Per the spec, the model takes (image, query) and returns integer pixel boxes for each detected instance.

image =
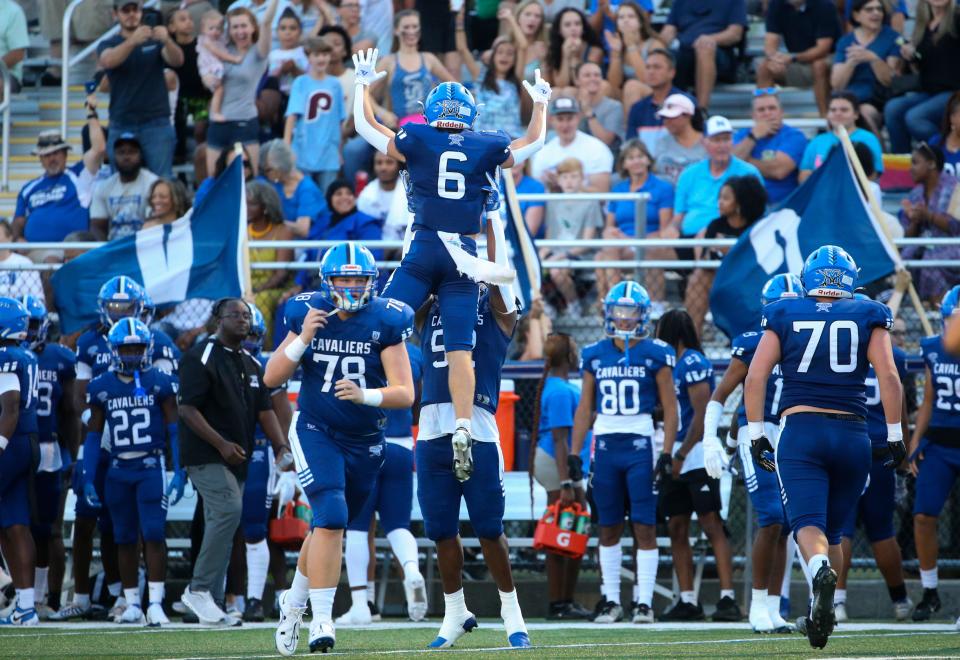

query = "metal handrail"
[0,61,12,192]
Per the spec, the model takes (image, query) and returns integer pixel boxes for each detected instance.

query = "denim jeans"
[884,91,953,154]
[107,116,176,178]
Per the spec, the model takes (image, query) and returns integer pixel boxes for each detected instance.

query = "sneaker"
[171,601,188,615]
[146,603,170,627]
[427,610,478,648]
[750,601,775,633]
[508,631,531,647]
[368,601,382,622]
[451,427,474,482]
[275,590,307,657]
[181,587,227,625]
[225,603,243,619]
[660,600,705,622]
[912,588,941,621]
[35,603,57,621]
[0,606,39,626]
[632,603,654,624]
[335,603,372,626]
[567,601,592,619]
[713,596,742,622]
[309,619,336,653]
[591,598,623,623]
[893,597,913,621]
[109,596,128,623]
[243,598,265,623]
[119,604,145,624]
[834,601,848,623]
[404,572,428,622]
[806,562,838,649]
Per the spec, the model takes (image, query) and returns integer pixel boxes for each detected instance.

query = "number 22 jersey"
[86,368,177,455]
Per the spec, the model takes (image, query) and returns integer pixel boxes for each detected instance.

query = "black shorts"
[674,45,738,89]
[658,468,721,518]
[416,5,456,54]
[207,118,260,150]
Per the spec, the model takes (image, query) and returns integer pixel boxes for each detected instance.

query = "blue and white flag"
[709,144,899,340]
[53,157,246,334]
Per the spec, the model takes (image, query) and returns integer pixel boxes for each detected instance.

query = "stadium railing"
[0,61,11,192]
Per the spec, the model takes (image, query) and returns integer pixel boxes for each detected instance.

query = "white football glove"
[703,435,726,479]
[522,68,552,105]
[273,470,298,512]
[352,48,386,87]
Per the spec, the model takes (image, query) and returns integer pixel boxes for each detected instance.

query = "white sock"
[498,589,527,636]
[680,590,697,605]
[344,530,370,592]
[123,587,139,608]
[309,587,336,624]
[767,594,787,626]
[34,567,48,603]
[366,581,376,603]
[635,549,658,607]
[108,582,122,598]
[455,418,472,434]
[350,588,367,609]
[721,589,735,600]
[443,589,468,619]
[387,529,420,577]
[807,553,829,577]
[148,581,164,606]
[751,588,768,610]
[245,540,269,600]
[598,544,622,604]
[16,588,35,611]
[834,588,846,604]
[920,568,938,589]
[784,535,798,597]
[75,593,91,609]
[289,569,310,608]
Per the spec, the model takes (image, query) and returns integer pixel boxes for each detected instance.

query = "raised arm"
[352,48,406,161]
[257,0,281,58]
[504,69,552,168]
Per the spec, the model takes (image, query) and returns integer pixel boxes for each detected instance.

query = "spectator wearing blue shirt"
[799,90,885,183]
[284,36,346,196]
[658,0,747,110]
[756,0,840,117]
[732,90,808,205]
[597,140,673,300]
[530,333,590,621]
[830,0,901,136]
[929,92,960,178]
[259,139,327,238]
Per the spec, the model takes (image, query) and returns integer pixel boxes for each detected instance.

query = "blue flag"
[501,175,542,313]
[709,144,899,340]
[53,157,245,334]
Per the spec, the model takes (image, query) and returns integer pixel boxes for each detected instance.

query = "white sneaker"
[834,601,848,623]
[35,603,56,621]
[750,602,775,633]
[335,603,372,626]
[309,619,336,653]
[0,606,39,626]
[404,572,428,622]
[893,597,913,621]
[181,587,227,624]
[146,603,170,627]
[171,601,188,615]
[632,603,654,624]
[451,428,474,482]
[275,590,306,657]
[120,604,146,625]
[110,597,128,623]
[48,601,91,621]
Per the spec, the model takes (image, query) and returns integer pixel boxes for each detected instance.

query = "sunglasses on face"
[753,86,779,97]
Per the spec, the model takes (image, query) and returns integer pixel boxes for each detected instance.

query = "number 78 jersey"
[920,335,960,429]
[762,297,893,418]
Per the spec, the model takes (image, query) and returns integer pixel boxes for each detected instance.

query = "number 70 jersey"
[761,297,893,418]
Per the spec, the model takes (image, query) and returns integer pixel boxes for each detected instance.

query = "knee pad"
[308,488,349,530]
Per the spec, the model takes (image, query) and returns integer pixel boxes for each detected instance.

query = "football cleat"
[632,603,654,624]
[713,596,742,622]
[275,590,307,657]
[508,631,531,648]
[428,611,478,648]
[912,588,940,621]
[591,598,623,624]
[806,562,837,649]
[750,600,775,633]
[146,603,170,627]
[451,427,474,482]
[893,597,913,621]
[48,601,91,621]
[243,598,265,623]
[120,604,145,625]
[335,602,372,626]
[833,601,848,623]
[404,572,428,622]
[368,600,382,622]
[0,606,38,626]
[308,619,336,653]
[660,600,705,622]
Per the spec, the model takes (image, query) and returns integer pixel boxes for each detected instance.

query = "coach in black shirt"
[177,298,289,625]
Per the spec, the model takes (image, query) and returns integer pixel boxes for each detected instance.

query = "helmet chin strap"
[133,369,145,398]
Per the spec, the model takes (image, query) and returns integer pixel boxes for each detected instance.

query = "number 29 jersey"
[86,368,177,455]
[761,297,893,418]
[284,293,414,437]
[581,337,675,438]
[0,345,39,436]
[920,335,960,429]
[395,123,511,235]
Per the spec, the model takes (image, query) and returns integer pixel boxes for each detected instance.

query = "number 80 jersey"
[920,335,960,429]
[762,297,893,418]
[581,337,675,438]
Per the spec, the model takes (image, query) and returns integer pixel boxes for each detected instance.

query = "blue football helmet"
[801,245,858,299]
[107,317,154,374]
[320,241,379,312]
[0,297,29,342]
[941,285,960,327]
[423,82,478,130]
[98,276,145,327]
[760,274,804,306]
[18,294,48,347]
[243,303,266,354]
[604,281,651,339]
[140,291,156,325]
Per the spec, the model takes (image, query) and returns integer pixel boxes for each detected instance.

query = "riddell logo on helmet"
[340,264,362,272]
[434,120,466,129]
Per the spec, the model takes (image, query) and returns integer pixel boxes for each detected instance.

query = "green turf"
[2,624,959,659]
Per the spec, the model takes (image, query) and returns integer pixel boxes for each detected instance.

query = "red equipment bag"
[533,501,590,559]
[269,500,311,550]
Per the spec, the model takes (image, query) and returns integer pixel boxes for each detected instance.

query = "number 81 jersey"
[920,335,960,429]
[284,292,414,437]
[581,337,675,438]
[86,369,177,454]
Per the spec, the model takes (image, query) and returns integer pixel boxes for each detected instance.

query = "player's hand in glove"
[83,482,101,509]
[885,439,907,469]
[522,68,552,105]
[274,471,298,511]
[483,169,502,212]
[703,435,726,479]
[751,435,776,472]
[352,48,387,87]
[567,454,584,482]
[166,470,187,506]
[654,452,672,486]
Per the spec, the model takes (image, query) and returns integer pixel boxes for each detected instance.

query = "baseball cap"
[550,96,581,116]
[705,115,734,137]
[114,132,142,151]
[655,94,695,119]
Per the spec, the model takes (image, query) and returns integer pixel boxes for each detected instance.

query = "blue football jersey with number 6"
[762,297,893,418]
[284,292,414,436]
[920,335,960,429]
[580,337,675,438]
[395,123,511,235]
[86,369,177,455]
[0,345,39,435]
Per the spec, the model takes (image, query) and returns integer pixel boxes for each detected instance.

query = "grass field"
[1,621,958,659]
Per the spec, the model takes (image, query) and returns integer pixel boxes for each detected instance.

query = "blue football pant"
[913,440,960,517]
[590,433,656,527]
[104,458,167,545]
[241,441,273,542]
[348,442,414,533]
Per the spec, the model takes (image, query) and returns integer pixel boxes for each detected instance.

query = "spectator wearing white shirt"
[531,96,614,192]
[0,221,44,301]
[90,133,159,240]
[0,0,28,94]
[356,152,407,241]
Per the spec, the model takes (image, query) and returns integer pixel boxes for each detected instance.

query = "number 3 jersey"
[920,335,960,430]
[284,293,415,437]
[0,345,39,436]
[35,343,77,444]
[85,368,177,455]
[762,297,893,418]
[580,337,676,438]
[395,123,511,235]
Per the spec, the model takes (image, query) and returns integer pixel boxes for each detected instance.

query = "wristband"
[725,433,738,449]
[87,113,98,120]
[747,421,765,440]
[560,479,574,490]
[284,336,308,362]
[0,435,7,450]
[361,388,384,407]
[887,422,903,443]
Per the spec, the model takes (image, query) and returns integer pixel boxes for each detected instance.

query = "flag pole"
[836,127,934,336]
[502,168,541,302]
[234,142,255,303]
